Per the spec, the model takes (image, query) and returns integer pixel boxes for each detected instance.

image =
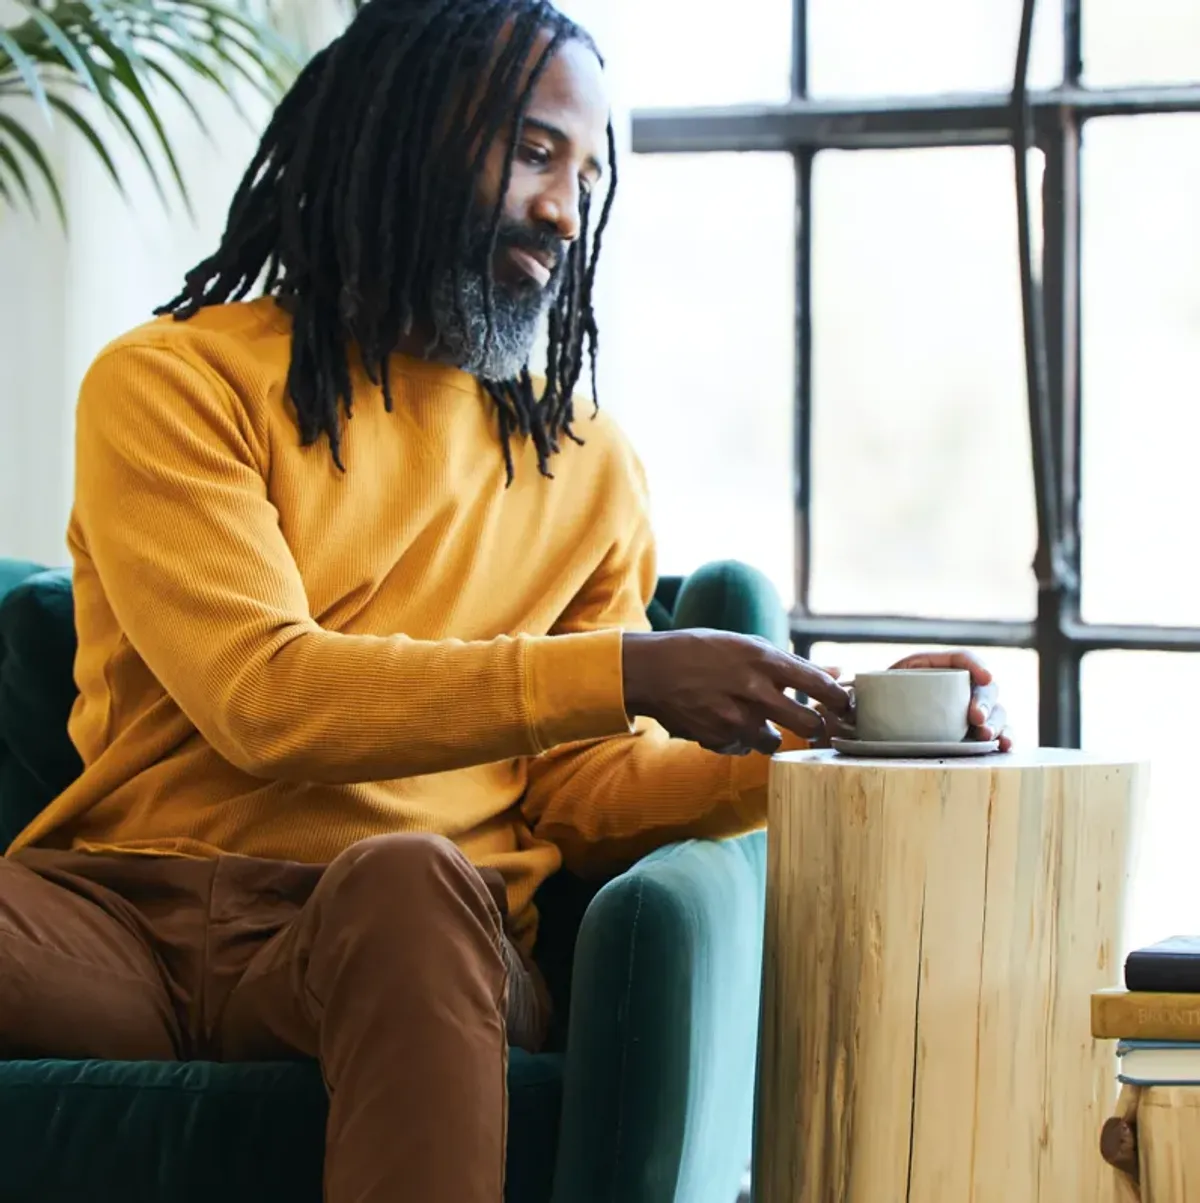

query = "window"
[810,147,1038,620]
[1081,115,1200,626]
[807,0,1063,95]
[1083,652,1200,949]
[617,0,1200,965]
[601,153,796,601]
[618,0,792,109]
[1084,0,1200,88]
[625,0,1200,750]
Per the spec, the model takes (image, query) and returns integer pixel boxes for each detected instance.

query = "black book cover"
[1125,936,1200,993]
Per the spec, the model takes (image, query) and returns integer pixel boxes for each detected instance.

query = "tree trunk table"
[756,748,1146,1203]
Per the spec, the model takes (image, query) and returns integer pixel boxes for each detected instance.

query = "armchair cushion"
[0,569,81,847]
[552,831,766,1203]
[0,1050,563,1203]
[671,560,789,651]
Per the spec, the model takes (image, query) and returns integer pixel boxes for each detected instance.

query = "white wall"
[0,115,70,564]
[0,88,268,563]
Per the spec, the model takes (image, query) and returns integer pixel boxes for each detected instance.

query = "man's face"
[432,34,610,381]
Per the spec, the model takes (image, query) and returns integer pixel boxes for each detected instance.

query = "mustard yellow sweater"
[11,298,776,945]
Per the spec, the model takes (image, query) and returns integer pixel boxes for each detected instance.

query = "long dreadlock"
[156,0,618,482]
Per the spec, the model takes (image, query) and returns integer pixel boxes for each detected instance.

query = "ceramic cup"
[852,669,971,743]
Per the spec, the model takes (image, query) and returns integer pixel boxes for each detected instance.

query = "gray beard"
[429,265,559,382]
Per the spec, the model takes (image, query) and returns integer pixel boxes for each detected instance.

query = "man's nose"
[529,179,581,243]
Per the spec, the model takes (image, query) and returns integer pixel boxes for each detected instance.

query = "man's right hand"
[621,629,853,756]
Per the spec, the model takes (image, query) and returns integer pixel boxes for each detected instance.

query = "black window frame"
[629,0,1200,748]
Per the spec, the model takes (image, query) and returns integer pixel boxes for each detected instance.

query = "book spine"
[1125,952,1200,993]
[1093,993,1200,1040]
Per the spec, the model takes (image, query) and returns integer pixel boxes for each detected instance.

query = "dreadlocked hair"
[156,0,618,483]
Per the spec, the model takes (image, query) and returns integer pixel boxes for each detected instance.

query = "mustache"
[493,221,567,277]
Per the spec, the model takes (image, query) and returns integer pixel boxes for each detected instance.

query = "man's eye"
[519,144,550,166]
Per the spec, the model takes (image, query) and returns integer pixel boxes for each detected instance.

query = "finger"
[755,693,828,741]
[750,722,784,756]
[970,680,1000,727]
[998,726,1014,752]
[971,702,1007,743]
[821,666,843,681]
[705,741,753,756]
[814,703,856,739]
[704,722,782,758]
[767,653,852,714]
[891,649,994,687]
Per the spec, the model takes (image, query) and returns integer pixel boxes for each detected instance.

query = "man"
[0,1,1011,1200]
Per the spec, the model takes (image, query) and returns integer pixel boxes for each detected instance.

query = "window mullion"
[792,0,807,97]
[791,0,814,646]
[792,151,814,637]
[1066,0,1083,85]
[1033,0,1086,747]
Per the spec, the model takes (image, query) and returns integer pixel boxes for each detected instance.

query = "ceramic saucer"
[830,737,1001,759]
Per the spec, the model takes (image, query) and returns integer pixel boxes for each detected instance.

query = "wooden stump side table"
[756,748,1147,1203]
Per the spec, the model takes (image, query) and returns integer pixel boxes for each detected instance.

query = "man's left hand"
[886,650,1013,751]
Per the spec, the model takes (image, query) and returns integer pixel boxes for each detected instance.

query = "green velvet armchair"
[0,556,786,1203]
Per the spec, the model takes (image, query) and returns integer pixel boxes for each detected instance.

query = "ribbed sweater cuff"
[524,628,633,751]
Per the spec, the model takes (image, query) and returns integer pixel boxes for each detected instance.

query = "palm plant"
[0,0,296,223]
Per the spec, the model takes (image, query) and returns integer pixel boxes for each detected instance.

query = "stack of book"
[1093,936,1200,1087]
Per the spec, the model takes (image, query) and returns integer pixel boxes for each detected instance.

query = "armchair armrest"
[552,830,766,1203]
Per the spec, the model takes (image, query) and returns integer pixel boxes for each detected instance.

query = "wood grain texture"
[756,748,1146,1203]
[1139,1088,1200,1203]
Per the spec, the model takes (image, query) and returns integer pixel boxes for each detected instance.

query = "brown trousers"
[0,834,547,1203]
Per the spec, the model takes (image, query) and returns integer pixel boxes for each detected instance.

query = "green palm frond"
[0,0,299,224]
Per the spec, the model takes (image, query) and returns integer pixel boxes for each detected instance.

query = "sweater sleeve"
[520,452,800,879]
[73,342,632,784]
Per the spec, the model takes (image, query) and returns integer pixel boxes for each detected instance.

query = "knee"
[324,834,499,928]
[298,836,509,1021]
